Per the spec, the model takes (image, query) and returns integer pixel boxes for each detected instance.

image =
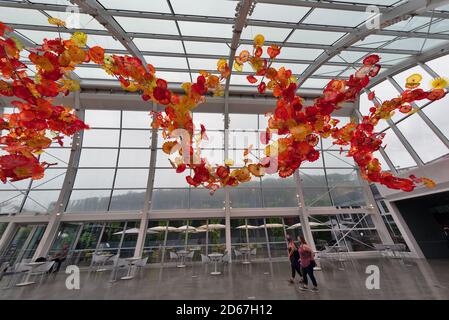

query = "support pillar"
[134,102,159,258]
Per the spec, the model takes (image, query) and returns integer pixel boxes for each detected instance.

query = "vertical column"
[293,170,316,251]
[33,92,84,260]
[134,102,159,258]
[0,222,17,256]
[224,102,232,261]
[358,175,394,244]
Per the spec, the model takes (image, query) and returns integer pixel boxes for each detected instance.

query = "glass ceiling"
[0,0,448,91]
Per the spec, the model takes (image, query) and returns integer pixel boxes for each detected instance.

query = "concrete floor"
[1,257,449,300]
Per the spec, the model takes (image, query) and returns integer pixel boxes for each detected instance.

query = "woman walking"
[298,236,318,292]
[286,235,302,284]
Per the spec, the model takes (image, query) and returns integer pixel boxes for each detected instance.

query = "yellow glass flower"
[71,32,87,47]
[405,73,422,89]
[253,34,265,47]
[48,17,66,27]
[233,61,243,72]
[431,77,449,89]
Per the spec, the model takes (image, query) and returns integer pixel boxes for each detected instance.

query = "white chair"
[221,252,230,264]
[31,261,55,284]
[134,257,148,268]
[133,257,148,276]
[186,251,194,262]
[250,248,257,256]
[91,253,108,271]
[200,254,210,264]
[233,249,242,261]
[169,252,178,261]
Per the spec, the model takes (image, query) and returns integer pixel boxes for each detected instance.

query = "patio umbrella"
[236,224,259,230]
[177,225,197,232]
[113,227,139,235]
[286,222,322,230]
[198,224,226,230]
[259,223,284,228]
[113,228,159,235]
[149,226,178,232]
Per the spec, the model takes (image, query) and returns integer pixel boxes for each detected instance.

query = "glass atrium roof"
[0,0,448,92]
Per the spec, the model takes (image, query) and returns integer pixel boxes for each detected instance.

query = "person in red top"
[298,236,318,292]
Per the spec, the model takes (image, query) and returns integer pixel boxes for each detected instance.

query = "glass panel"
[382,129,417,169]
[82,129,120,147]
[323,151,356,168]
[288,30,344,45]
[109,190,145,211]
[122,111,152,129]
[22,190,60,213]
[396,114,449,163]
[118,149,151,167]
[39,148,71,168]
[190,188,225,209]
[242,26,291,42]
[121,130,151,148]
[425,54,449,76]
[330,187,366,207]
[303,9,371,27]
[0,191,25,214]
[114,169,149,188]
[133,38,184,53]
[84,110,120,128]
[79,149,118,167]
[151,189,189,210]
[303,188,332,207]
[73,169,115,189]
[67,190,111,212]
[250,3,309,23]
[326,169,360,187]
[171,0,236,17]
[99,0,171,12]
[262,188,297,207]
[179,21,233,38]
[115,17,178,34]
[153,169,189,188]
[422,99,449,139]
[30,169,66,190]
[229,188,262,208]
[300,169,327,187]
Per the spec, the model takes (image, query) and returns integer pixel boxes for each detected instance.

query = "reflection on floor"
[1,257,449,300]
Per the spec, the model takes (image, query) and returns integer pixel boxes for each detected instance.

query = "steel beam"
[72,0,147,66]
[297,0,449,87]
[8,23,422,56]
[3,1,449,40]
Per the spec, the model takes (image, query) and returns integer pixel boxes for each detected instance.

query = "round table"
[16,262,46,286]
[208,253,223,275]
[176,250,189,268]
[239,247,252,264]
[121,257,141,280]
